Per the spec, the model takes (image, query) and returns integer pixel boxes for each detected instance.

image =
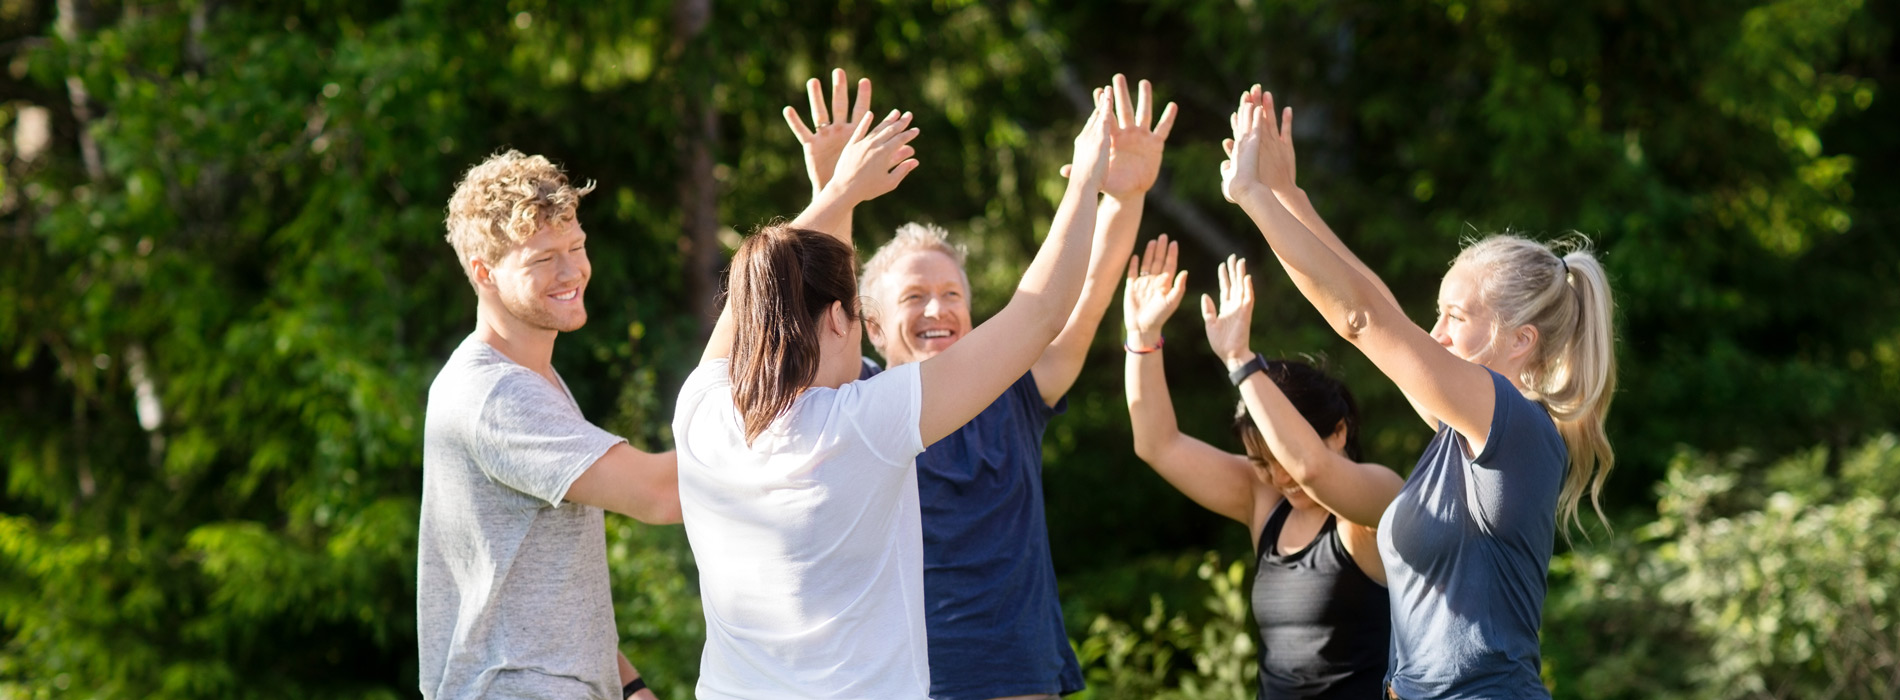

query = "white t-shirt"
[673,359,930,700]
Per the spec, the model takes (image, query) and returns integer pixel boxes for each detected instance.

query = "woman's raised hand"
[1219,86,1296,203]
[824,106,921,206]
[1069,88,1114,187]
[1201,255,1256,367]
[783,68,875,195]
[1061,75,1179,199]
[1122,234,1188,350]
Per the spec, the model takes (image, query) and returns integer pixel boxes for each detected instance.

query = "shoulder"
[1471,369,1566,470]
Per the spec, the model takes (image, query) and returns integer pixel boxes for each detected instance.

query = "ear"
[469,258,496,289]
[827,301,852,338]
[1508,323,1540,363]
[1324,419,1350,454]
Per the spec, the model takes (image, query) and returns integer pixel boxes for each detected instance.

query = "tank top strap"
[1256,499,1295,565]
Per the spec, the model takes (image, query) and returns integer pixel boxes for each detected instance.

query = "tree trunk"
[672,0,720,340]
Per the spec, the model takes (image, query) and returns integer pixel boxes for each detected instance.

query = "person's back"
[674,359,929,699]
[675,87,1112,699]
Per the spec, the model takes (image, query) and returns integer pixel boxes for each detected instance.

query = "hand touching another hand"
[1201,255,1256,369]
[1219,86,1297,203]
[1068,89,1113,187]
[1122,234,1188,350]
[1062,75,1178,199]
[823,108,921,205]
[783,68,875,195]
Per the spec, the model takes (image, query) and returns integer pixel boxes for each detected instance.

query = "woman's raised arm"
[917,90,1111,446]
[1221,89,1496,449]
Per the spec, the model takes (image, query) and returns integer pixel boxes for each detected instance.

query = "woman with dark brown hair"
[1123,240,1402,699]
[670,90,1113,700]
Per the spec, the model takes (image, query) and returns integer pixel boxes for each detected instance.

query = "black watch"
[623,676,647,699]
[1227,353,1269,387]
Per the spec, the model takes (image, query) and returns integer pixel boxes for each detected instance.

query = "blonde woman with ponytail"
[671,86,1114,700]
[1219,87,1615,700]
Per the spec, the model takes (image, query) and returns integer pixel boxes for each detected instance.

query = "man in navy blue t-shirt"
[789,70,1176,700]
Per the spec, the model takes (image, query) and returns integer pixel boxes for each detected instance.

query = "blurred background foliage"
[0,0,1895,697]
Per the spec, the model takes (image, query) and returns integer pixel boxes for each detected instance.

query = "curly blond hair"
[444,150,595,284]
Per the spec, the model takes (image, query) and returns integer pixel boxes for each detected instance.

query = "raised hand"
[1122,234,1188,349]
[1062,75,1179,199]
[824,109,921,205]
[1069,88,1113,186]
[1220,86,1297,202]
[1201,255,1256,367]
[783,68,874,195]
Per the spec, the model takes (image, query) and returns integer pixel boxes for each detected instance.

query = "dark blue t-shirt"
[862,358,1084,700]
[1375,370,1568,699]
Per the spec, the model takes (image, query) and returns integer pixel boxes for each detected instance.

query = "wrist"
[1220,351,1255,372]
[1125,327,1164,352]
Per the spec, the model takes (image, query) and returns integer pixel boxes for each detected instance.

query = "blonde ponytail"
[1454,235,1618,536]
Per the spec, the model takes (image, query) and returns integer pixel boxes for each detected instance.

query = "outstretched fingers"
[806,78,829,128]
[829,68,850,127]
[1152,101,1179,141]
[1113,73,1133,130]
[783,105,815,142]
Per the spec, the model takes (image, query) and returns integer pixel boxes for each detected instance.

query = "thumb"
[1061,164,1073,178]
[1200,294,1217,322]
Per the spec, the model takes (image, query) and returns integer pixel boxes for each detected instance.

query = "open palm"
[1123,234,1188,343]
[1201,255,1255,365]
[1100,75,1178,199]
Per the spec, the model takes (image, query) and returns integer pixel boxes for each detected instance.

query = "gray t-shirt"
[418,335,627,699]
[1376,369,1568,699]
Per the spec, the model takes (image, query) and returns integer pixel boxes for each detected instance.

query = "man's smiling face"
[489,216,591,333]
[867,249,973,366]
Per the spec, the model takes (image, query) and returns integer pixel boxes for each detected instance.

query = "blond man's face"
[866,250,973,366]
[483,216,591,333]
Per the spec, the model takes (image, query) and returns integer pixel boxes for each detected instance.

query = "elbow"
[1331,305,1375,343]
[636,474,684,525]
[637,495,683,526]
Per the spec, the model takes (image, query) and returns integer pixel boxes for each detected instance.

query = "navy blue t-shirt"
[862,358,1084,700]
[1376,369,1568,699]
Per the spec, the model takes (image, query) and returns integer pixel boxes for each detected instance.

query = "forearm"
[1064,194,1146,337]
[1236,189,1389,340]
[1125,348,1182,461]
[617,653,657,699]
[1010,177,1102,337]
[1273,187,1401,310]
[1228,357,1334,485]
[790,186,858,249]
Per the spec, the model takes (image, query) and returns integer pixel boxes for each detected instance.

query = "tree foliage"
[0,0,1893,696]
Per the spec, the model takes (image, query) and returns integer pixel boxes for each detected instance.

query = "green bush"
[1073,552,1257,700]
[1547,434,1900,699]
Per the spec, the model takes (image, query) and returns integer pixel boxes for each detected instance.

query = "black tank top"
[1252,500,1391,699]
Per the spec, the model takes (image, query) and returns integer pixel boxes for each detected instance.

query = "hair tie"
[1558,256,1571,277]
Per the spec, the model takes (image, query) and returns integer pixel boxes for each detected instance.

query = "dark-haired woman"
[1123,241,1403,699]
[670,93,1112,700]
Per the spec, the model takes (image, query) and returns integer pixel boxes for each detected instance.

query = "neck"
[474,299,558,375]
[812,345,857,390]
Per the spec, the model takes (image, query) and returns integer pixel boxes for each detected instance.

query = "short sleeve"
[475,372,626,507]
[1470,370,1563,469]
[838,360,925,466]
[1016,371,1067,421]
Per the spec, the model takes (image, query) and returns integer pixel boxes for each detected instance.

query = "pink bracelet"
[1124,335,1164,354]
